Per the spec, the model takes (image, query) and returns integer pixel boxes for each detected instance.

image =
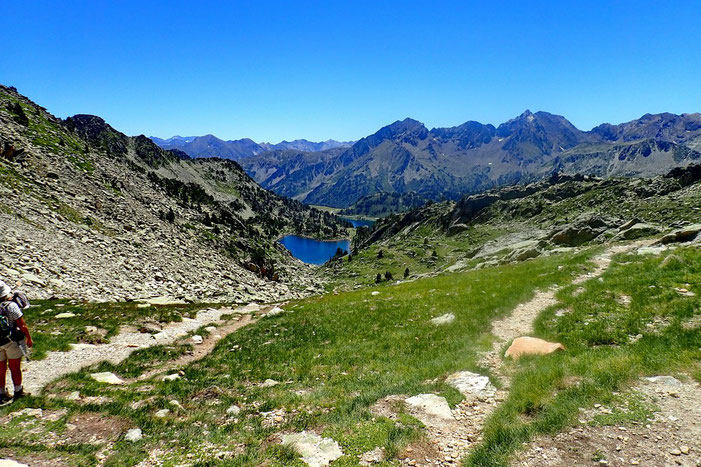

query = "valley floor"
[0,235,699,467]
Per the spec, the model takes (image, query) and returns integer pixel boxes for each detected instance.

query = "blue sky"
[3,1,700,142]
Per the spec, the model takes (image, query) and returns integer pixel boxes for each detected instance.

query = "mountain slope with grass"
[1,224,698,466]
[240,111,701,209]
[0,85,349,303]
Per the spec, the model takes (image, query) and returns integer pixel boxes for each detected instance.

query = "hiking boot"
[12,388,27,401]
[0,393,10,404]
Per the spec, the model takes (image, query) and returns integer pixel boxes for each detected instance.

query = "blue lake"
[279,235,350,265]
[340,217,375,228]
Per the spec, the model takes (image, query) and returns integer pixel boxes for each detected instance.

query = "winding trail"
[21,303,263,395]
[478,243,643,383]
[401,242,650,466]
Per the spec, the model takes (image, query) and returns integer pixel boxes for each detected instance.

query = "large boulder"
[618,222,661,240]
[505,337,565,359]
[550,226,603,246]
[656,224,701,244]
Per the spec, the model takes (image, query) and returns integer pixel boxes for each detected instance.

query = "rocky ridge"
[240,111,701,208]
[0,85,346,302]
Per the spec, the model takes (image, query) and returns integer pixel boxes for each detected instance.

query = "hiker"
[0,281,32,402]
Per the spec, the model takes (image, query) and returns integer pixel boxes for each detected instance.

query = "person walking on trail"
[0,281,33,402]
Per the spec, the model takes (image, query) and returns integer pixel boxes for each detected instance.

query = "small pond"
[278,235,350,265]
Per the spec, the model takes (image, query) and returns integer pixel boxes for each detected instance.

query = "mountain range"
[150,134,353,160]
[236,111,701,209]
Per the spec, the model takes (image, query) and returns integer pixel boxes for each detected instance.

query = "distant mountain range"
[238,111,701,208]
[150,134,353,160]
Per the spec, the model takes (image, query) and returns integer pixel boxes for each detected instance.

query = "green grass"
[24,300,220,360]
[327,222,504,291]
[466,246,701,466]
[5,245,697,466]
[0,250,591,466]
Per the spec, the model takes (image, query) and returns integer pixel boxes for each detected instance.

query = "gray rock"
[656,224,701,244]
[191,335,203,344]
[261,379,279,388]
[124,428,143,442]
[445,371,496,397]
[281,432,344,466]
[645,375,682,386]
[430,313,455,325]
[55,312,76,319]
[405,394,454,420]
[90,372,124,385]
[619,222,661,240]
[226,405,241,416]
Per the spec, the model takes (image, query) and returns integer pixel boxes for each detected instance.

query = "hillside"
[326,163,701,290]
[339,191,429,217]
[0,85,349,303]
[240,111,701,208]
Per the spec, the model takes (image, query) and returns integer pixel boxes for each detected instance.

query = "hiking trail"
[21,303,264,395]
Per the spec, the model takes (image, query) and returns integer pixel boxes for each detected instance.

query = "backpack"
[12,291,30,310]
[0,314,11,340]
[0,301,26,343]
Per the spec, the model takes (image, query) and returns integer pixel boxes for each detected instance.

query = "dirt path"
[478,243,642,384]
[21,303,263,395]
[134,312,258,382]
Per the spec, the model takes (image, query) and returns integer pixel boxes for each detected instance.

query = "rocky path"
[21,303,263,395]
[514,376,701,466]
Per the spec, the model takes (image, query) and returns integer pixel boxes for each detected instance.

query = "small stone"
[670,449,681,456]
[90,372,124,385]
[445,371,496,397]
[430,313,455,325]
[124,428,143,442]
[226,405,241,416]
[204,326,217,333]
[680,446,689,455]
[163,374,181,381]
[67,391,81,401]
[261,379,279,387]
[405,394,454,420]
[55,312,76,319]
[191,335,204,344]
[154,409,170,418]
[169,400,182,409]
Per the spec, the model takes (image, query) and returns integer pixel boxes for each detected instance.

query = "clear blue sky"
[3,1,700,142]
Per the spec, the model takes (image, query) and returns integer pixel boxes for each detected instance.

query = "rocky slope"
[0,85,349,302]
[240,111,701,208]
[352,163,701,258]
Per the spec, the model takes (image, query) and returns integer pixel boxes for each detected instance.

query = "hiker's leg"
[7,358,21,388]
[0,359,6,391]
